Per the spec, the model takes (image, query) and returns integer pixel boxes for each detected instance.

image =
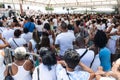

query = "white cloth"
[12,61,32,80]
[32,63,57,80]
[53,18,58,27]
[75,49,95,69]
[21,32,32,42]
[29,39,37,52]
[55,32,75,56]
[8,37,27,49]
[49,35,54,45]
[2,28,14,41]
[0,54,5,80]
[57,64,90,80]
[91,54,100,72]
[107,28,118,54]
[35,24,43,32]
[100,76,116,80]
[0,27,6,34]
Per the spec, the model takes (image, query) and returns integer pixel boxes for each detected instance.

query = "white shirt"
[55,32,75,56]
[8,37,27,49]
[35,24,43,32]
[75,49,95,69]
[91,54,100,72]
[53,18,57,27]
[100,77,116,80]
[32,63,57,80]
[21,32,32,42]
[2,28,14,41]
[0,54,6,80]
[0,27,6,34]
[57,64,90,80]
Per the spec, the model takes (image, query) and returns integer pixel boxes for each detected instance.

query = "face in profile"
[112,59,120,73]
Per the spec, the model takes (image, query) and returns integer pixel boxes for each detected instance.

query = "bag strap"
[80,49,88,59]
[13,38,19,47]
[37,67,40,80]
[7,65,12,76]
[90,54,95,68]
[65,69,71,80]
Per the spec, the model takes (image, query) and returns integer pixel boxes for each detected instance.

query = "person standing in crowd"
[4,47,34,80]
[24,17,35,32]
[57,49,95,80]
[21,28,32,42]
[32,48,57,80]
[8,29,27,49]
[55,21,75,58]
[43,23,55,49]
[28,29,40,53]
[94,30,111,71]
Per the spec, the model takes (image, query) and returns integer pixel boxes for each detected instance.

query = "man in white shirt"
[57,49,95,80]
[76,48,100,72]
[55,21,75,56]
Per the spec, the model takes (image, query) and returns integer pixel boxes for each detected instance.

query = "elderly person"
[4,47,34,80]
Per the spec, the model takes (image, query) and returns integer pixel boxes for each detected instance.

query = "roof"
[0,0,118,8]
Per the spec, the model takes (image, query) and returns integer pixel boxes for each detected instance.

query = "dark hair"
[94,30,108,48]
[75,20,80,27]
[33,30,40,50]
[14,29,22,38]
[67,24,74,30]
[64,49,80,69]
[23,28,29,34]
[37,20,42,25]
[40,36,50,48]
[44,23,51,30]
[61,21,67,29]
[40,49,57,70]
[0,21,3,27]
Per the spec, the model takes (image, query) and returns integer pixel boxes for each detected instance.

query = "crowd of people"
[0,13,120,80]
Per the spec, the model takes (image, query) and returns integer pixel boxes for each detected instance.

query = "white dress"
[107,28,118,54]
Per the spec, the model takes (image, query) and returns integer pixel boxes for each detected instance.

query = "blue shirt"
[24,22,35,32]
[99,47,111,71]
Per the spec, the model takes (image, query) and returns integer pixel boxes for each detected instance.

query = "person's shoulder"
[76,71,90,79]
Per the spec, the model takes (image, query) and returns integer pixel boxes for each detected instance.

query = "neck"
[66,67,74,72]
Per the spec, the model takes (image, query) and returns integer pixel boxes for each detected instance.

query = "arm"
[79,62,95,80]
[0,34,9,49]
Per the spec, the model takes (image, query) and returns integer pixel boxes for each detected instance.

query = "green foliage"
[45,7,54,11]
[0,3,3,8]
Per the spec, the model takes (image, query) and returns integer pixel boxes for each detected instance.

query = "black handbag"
[4,65,14,80]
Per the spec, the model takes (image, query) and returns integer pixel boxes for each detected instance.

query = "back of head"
[44,23,50,30]
[61,21,67,30]
[94,30,108,48]
[14,47,27,60]
[23,27,29,34]
[64,49,80,69]
[14,29,22,38]
[39,48,57,70]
